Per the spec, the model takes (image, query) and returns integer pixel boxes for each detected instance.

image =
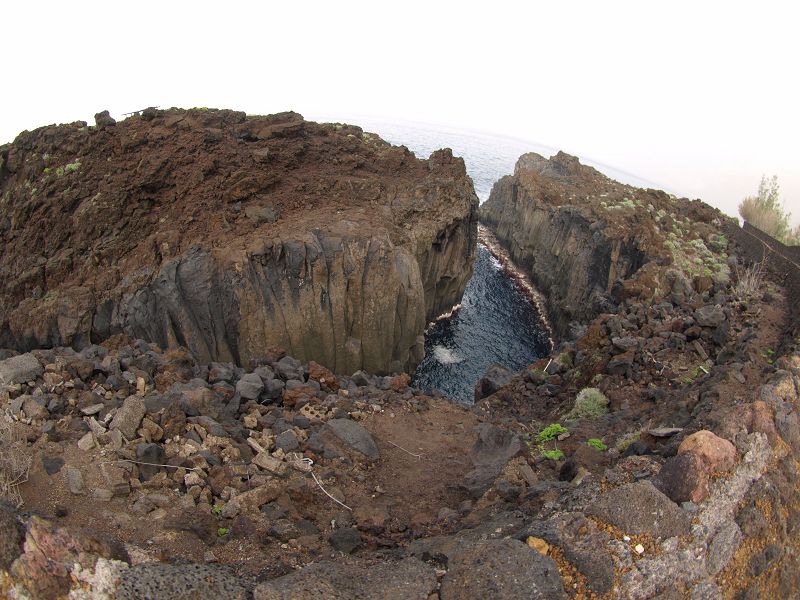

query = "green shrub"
[566,388,609,420]
[537,423,568,443]
[587,438,608,451]
[541,449,564,461]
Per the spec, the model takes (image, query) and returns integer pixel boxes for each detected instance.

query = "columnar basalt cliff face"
[0,109,478,373]
[480,151,732,337]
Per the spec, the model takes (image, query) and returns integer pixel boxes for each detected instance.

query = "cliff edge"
[480,151,734,338]
[0,109,478,373]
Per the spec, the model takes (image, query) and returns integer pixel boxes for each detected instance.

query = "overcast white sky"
[2,1,798,225]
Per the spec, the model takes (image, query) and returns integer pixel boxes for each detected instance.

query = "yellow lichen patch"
[526,536,550,555]
[547,544,605,600]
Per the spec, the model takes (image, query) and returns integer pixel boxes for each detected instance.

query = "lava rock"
[587,480,691,538]
[474,363,514,402]
[440,538,566,600]
[0,353,42,385]
[519,512,615,596]
[66,467,84,495]
[22,396,49,420]
[707,520,743,575]
[328,527,362,554]
[350,370,372,387]
[607,351,635,376]
[322,419,379,460]
[42,456,65,475]
[462,423,522,499]
[274,356,303,382]
[0,505,23,569]
[136,443,166,480]
[235,373,264,400]
[245,204,279,225]
[275,430,300,452]
[116,563,249,600]
[677,430,736,473]
[694,305,726,328]
[253,557,436,600]
[110,395,146,439]
[653,451,709,503]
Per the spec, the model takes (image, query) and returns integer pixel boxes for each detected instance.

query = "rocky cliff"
[0,109,478,373]
[479,151,734,338]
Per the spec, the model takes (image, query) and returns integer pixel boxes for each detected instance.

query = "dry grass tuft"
[0,417,31,508]
[735,260,765,297]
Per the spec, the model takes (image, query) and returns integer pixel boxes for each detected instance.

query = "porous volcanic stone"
[0,505,23,569]
[707,520,743,575]
[694,305,726,328]
[652,451,709,503]
[440,538,567,600]
[235,373,264,400]
[328,527,362,554]
[253,557,437,600]
[587,480,691,538]
[110,395,146,439]
[678,430,736,473]
[116,563,249,600]
[0,353,42,385]
[324,419,379,459]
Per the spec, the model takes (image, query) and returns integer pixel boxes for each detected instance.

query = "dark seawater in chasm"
[305,114,574,403]
[412,244,551,403]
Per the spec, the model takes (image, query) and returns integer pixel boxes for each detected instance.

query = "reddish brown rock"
[354,505,389,534]
[390,372,411,392]
[308,361,339,391]
[282,386,317,408]
[653,451,710,503]
[10,516,128,600]
[678,430,737,473]
[751,401,778,441]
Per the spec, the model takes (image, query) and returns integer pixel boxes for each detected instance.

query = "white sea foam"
[433,345,463,365]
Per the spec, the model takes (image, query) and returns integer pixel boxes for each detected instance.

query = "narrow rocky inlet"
[412,241,551,403]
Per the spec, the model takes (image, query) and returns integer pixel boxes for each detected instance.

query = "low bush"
[739,175,799,245]
[566,387,609,420]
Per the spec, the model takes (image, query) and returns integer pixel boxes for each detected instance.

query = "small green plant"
[211,503,224,515]
[55,160,81,176]
[566,388,609,420]
[537,423,568,443]
[682,364,708,383]
[217,527,230,537]
[533,423,568,461]
[587,438,608,451]
[541,449,565,461]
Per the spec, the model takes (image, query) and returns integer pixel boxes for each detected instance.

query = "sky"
[2,1,798,226]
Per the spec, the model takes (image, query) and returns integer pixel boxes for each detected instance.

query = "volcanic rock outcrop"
[0,109,478,373]
[480,151,734,337]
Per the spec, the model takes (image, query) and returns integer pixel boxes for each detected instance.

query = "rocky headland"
[0,108,478,374]
[1,116,799,599]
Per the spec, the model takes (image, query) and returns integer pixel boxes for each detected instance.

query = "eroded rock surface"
[479,151,734,336]
[0,109,478,374]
